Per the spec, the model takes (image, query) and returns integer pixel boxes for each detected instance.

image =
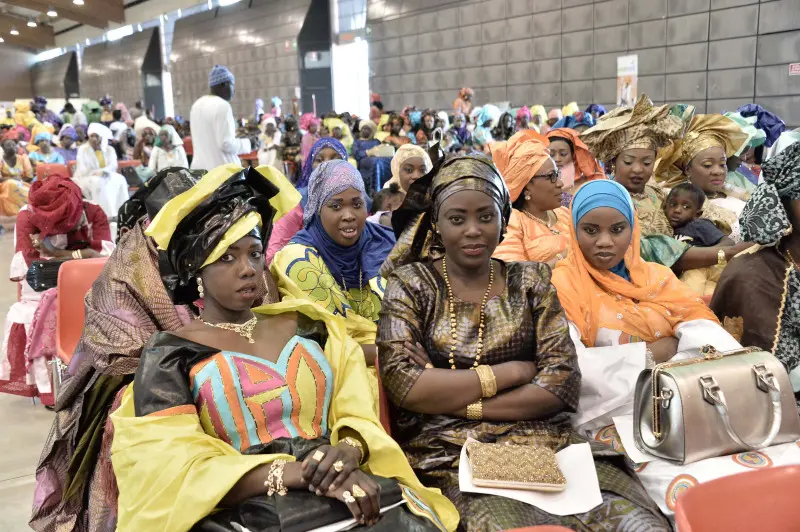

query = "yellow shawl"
[110,299,459,532]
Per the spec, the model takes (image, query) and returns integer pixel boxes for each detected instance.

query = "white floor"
[0,232,55,532]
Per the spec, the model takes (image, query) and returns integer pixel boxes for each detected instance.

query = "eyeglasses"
[533,169,561,184]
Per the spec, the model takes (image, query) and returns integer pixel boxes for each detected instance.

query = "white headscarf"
[87,123,113,148]
[158,124,183,149]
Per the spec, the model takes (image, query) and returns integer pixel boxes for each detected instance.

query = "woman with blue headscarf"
[552,112,596,132]
[29,131,66,167]
[266,137,348,264]
[271,160,395,359]
[552,180,747,519]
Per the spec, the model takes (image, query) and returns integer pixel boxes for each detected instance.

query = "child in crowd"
[665,183,734,247]
[367,182,404,227]
[664,182,733,297]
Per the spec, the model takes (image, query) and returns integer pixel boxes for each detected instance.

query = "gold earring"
[197,277,204,298]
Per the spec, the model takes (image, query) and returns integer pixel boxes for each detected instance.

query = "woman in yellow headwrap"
[655,113,750,241]
[110,163,458,532]
[491,130,572,265]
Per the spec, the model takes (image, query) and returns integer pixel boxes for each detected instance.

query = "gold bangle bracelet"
[474,364,497,398]
[466,399,483,420]
[341,436,365,464]
[717,249,728,266]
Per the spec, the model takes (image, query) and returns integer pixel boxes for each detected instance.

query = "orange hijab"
[489,129,549,201]
[551,185,717,346]
[546,128,605,182]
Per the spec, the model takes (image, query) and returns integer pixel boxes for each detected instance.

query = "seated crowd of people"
[1,70,800,532]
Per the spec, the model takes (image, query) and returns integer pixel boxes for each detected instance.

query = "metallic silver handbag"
[634,346,800,465]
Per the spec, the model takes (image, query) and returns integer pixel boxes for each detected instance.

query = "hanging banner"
[617,55,638,107]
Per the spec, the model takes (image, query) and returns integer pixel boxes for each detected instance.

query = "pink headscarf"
[299,113,320,131]
[115,103,133,126]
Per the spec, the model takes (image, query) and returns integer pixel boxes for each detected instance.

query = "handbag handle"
[699,364,782,450]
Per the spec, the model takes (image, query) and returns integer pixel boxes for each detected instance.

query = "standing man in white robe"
[189,65,255,170]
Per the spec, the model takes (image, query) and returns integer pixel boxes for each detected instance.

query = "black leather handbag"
[25,259,69,292]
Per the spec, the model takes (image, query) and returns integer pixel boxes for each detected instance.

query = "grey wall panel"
[171,0,309,118]
[81,29,152,108]
[32,53,71,98]
[363,0,800,124]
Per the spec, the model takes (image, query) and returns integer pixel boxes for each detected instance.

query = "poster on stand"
[617,55,638,107]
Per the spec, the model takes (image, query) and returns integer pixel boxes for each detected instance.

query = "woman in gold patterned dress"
[271,160,396,366]
[377,154,669,531]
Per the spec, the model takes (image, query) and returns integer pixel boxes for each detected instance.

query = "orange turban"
[546,128,606,182]
[490,129,550,202]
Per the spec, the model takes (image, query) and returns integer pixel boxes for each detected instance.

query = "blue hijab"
[296,137,348,189]
[554,112,596,130]
[571,180,635,281]
[291,160,396,287]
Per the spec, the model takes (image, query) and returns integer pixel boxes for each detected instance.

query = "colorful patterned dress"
[110,303,459,532]
[377,260,669,531]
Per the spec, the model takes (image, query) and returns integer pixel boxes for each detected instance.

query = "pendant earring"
[525,194,531,201]
[197,277,204,298]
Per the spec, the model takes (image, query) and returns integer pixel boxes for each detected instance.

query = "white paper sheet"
[613,415,658,464]
[458,439,603,516]
[308,500,407,532]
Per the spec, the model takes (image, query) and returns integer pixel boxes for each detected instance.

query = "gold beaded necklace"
[442,256,495,370]
[199,313,258,344]
[521,209,560,235]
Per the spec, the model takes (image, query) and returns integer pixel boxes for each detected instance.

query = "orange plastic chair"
[55,257,108,365]
[183,136,193,156]
[675,465,800,532]
[117,159,142,170]
[35,163,70,181]
[240,150,259,168]
[505,527,575,531]
[67,160,77,176]
[373,357,392,435]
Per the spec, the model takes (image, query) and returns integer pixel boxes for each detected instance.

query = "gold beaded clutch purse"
[466,442,566,492]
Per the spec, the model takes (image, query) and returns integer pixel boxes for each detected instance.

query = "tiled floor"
[0,232,55,532]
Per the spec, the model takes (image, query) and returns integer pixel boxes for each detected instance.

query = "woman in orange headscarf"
[546,127,605,205]
[491,130,571,265]
[550,180,740,440]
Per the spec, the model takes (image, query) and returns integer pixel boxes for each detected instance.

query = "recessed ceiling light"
[73,0,84,5]
[10,27,19,35]
[47,7,58,17]
[27,19,37,27]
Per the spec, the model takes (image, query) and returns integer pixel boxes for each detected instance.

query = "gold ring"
[333,460,345,472]
[424,363,433,369]
[312,450,325,462]
[342,490,356,504]
[352,484,367,498]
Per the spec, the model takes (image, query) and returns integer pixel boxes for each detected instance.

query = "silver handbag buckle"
[753,364,778,393]
[700,375,722,405]
[659,389,674,409]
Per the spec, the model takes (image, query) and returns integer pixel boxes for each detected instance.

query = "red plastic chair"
[67,160,77,176]
[183,136,193,156]
[117,160,142,170]
[373,357,392,435]
[35,163,70,181]
[55,257,108,365]
[675,465,800,532]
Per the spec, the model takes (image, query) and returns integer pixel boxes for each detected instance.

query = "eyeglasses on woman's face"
[534,168,561,184]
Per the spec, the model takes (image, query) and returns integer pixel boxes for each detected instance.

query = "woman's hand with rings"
[404,341,432,368]
[326,469,381,526]
[301,444,360,495]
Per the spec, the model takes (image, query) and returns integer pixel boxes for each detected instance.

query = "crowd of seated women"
[14,92,800,532]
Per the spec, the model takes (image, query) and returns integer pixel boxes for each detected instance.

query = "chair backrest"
[36,163,70,182]
[183,136,193,156]
[675,465,800,532]
[55,257,108,365]
[117,159,142,170]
